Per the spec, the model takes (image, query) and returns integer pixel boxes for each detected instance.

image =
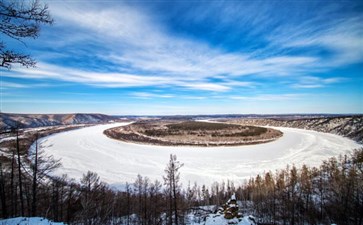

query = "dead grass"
[105,120,283,147]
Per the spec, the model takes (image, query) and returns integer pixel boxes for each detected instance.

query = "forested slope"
[0,113,117,129]
[233,115,363,143]
[0,135,361,225]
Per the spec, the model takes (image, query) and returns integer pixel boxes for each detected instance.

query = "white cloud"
[291,76,345,89]
[0,81,27,89]
[43,2,325,84]
[291,84,323,89]
[230,94,304,101]
[3,63,235,92]
[181,82,231,92]
[6,1,359,94]
[272,17,363,67]
[181,96,206,100]
[4,63,173,87]
[131,92,175,99]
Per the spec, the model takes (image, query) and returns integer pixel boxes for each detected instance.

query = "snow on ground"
[0,217,65,225]
[204,215,256,225]
[188,214,256,225]
[37,122,362,188]
[0,136,17,143]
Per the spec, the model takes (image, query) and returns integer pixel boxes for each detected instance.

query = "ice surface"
[38,122,362,188]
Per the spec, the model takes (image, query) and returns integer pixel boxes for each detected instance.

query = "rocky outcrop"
[223,193,240,220]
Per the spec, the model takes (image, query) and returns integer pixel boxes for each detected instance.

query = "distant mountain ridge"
[0,113,117,129]
[1,113,362,143]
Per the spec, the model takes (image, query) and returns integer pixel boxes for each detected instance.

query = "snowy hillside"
[0,113,117,129]
[234,116,363,143]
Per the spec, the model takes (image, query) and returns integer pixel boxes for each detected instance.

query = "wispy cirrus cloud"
[19,1,338,91]
[0,81,28,89]
[4,62,235,92]
[131,92,175,99]
[229,94,304,101]
[269,17,363,67]
[2,1,362,114]
[291,76,345,89]
[4,63,175,88]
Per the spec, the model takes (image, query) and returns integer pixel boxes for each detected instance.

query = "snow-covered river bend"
[38,122,362,188]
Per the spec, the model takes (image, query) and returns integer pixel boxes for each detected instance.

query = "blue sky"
[1,0,362,115]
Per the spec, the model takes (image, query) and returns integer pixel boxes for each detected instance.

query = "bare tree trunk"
[66,183,74,224]
[25,183,31,217]
[168,188,173,225]
[10,147,15,216]
[164,155,183,225]
[60,182,64,222]
[126,183,131,225]
[32,134,38,216]
[52,181,59,222]
[0,162,8,218]
[273,184,276,224]
[172,172,178,225]
[16,129,24,216]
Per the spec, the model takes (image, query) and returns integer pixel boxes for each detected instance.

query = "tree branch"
[0,0,53,68]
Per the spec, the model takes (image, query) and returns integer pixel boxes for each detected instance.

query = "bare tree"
[124,182,132,225]
[29,133,60,217]
[0,161,7,218]
[163,154,183,225]
[15,127,24,216]
[0,0,53,68]
[9,133,16,216]
[31,133,39,217]
[79,171,101,225]
[149,179,163,225]
[133,174,145,225]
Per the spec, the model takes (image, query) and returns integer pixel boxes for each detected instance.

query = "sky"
[1,0,362,115]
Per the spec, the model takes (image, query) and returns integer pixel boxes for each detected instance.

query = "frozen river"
[38,122,362,188]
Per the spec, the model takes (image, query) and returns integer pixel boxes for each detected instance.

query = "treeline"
[0,130,362,224]
[237,149,363,225]
[0,137,185,225]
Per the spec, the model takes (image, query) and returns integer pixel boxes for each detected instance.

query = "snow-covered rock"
[203,214,256,225]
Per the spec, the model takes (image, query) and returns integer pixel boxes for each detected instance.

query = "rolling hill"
[0,113,118,129]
